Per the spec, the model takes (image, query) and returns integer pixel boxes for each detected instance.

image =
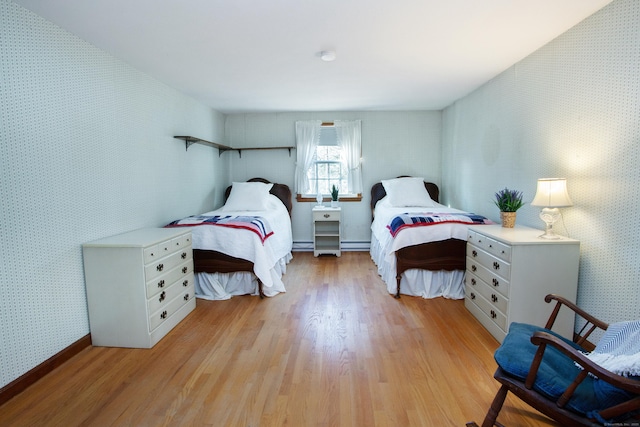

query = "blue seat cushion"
[495,322,638,420]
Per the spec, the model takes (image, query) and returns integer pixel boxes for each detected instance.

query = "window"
[308,131,347,196]
[294,120,363,201]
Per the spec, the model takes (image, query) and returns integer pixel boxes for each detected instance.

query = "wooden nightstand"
[313,206,341,257]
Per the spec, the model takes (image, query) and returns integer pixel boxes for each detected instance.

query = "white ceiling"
[14,0,613,114]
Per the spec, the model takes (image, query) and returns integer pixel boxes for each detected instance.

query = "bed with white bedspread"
[166,178,293,300]
[370,177,492,299]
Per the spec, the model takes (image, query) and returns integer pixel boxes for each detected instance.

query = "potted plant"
[331,185,339,207]
[494,188,524,228]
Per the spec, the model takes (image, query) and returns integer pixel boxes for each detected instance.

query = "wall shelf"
[174,136,232,155]
[174,136,294,157]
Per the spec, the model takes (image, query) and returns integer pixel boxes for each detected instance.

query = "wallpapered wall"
[0,0,226,388]
[441,0,640,324]
[224,111,442,247]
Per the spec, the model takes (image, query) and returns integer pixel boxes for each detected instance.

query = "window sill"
[296,194,362,203]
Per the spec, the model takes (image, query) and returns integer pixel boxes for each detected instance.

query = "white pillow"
[381,177,436,207]
[222,181,274,211]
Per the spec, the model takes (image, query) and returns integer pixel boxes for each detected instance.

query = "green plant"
[494,188,524,212]
[331,185,339,201]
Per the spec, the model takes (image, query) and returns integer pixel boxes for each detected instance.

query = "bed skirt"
[370,234,465,299]
[194,253,292,300]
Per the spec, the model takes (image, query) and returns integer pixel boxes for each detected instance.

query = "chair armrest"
[531,330,640,395]
[544,294,609,347]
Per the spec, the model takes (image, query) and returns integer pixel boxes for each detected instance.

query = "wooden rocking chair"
[468,294,640,427]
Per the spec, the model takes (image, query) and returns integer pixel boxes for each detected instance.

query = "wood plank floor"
[0,252,559,426]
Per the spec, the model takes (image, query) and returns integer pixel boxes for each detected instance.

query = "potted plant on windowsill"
[331,185,339,207]
[494,188,524,228]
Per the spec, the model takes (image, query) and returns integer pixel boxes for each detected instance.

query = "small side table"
[312,206,341,257]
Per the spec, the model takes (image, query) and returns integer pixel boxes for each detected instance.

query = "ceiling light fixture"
[320,50,336,62]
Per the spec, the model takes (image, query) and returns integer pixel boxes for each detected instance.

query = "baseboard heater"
[293,241,371,252]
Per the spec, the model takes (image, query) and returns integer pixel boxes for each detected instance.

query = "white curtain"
[294,120,322,195]
[335,120,363,195]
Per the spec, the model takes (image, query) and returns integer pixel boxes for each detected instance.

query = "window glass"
[308,145,347,195]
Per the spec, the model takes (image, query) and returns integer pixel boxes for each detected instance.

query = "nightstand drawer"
[313,210,340,221]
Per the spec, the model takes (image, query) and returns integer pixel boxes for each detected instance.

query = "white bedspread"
[370,197,471,299]
[182,194,292,299]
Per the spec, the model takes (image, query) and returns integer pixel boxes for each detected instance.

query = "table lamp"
[530,178,573,239]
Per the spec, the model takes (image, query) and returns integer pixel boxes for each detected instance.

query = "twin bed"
[167,176,488,301]
[167,178,293,300]
[370,176,492,299]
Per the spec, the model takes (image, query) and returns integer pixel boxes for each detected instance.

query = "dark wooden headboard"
[370,177,440,219]
[224,178,293,216]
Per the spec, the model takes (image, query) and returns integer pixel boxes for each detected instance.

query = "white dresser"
[464,225,579,343]
[313,206,341,257]
[83,228,196,348]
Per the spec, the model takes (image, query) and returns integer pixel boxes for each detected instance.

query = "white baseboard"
[292,241,370,252]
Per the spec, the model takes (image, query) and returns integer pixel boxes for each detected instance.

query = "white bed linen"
[370,197,470,299]
[185,194,293,300]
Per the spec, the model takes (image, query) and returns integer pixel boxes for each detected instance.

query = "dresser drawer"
[145,246,193,281]
[467,245,511,281]
[465,286,507,332]
[170,234,192,251]
[314,210,340,221]
[465,270,508,314]
[466,256,510,298]
[143,234,193,264]
[146,258,194,298]
[148,285,195,332]
[467,230,511,262]
[147,272,195,315]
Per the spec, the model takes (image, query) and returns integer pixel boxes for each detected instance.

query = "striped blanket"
[166,215,274,243]
[387,212,492,238]
[583,320,640,377]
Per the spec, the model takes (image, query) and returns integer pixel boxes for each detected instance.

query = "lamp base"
[539,207,562,240]
[538,229,561,240]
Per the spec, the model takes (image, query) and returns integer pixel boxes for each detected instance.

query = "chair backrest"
[472,294,640,427]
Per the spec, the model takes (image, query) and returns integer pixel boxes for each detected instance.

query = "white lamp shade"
[531,178,573,207]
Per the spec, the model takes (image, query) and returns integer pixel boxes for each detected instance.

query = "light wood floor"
[0,252,559,426]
